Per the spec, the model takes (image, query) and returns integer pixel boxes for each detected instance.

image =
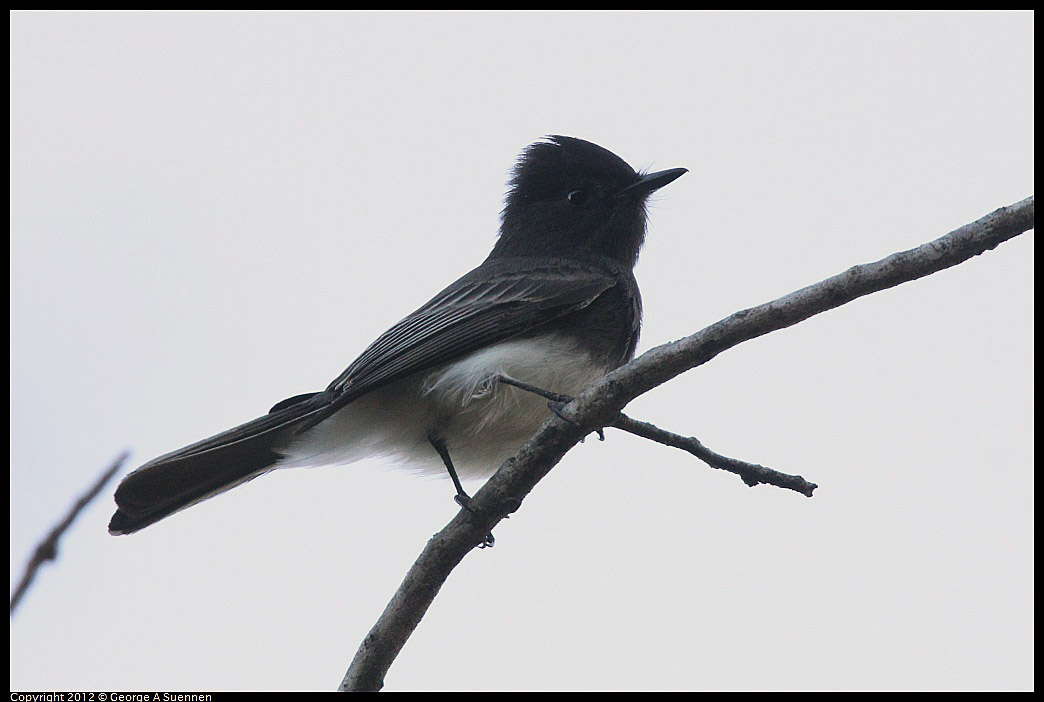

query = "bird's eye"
[567,189,588,206]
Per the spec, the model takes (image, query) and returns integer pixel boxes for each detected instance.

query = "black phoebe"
[109,136,686,535]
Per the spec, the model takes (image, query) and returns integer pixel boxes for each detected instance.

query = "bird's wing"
[333,261,616,394]
[291,259,620,431]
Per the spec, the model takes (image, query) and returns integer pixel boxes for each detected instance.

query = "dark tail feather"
[109,393,329,535]
[108,432,283,534]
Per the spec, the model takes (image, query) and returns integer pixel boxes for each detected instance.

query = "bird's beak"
[616,167,688,199]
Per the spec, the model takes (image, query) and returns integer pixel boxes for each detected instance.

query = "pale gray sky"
[11,11,1033,691]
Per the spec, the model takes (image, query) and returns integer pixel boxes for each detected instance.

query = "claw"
[548,400,605,442]
[548,399,578,424]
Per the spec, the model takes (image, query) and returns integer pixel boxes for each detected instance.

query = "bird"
[109,136,686,535]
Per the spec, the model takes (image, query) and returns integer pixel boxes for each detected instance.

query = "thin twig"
[340,196,1033,691]
[10,451,130,615]
[500,375,815,493]
[611,413,818,496]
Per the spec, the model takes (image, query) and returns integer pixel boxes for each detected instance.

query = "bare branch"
[497,376,817,494]
[610,413,818,496]
[339,196,1033,691]
[10,451,130,615]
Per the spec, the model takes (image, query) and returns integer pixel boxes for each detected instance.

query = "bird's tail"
[109,393,328,534]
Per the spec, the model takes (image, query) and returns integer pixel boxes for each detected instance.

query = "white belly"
[277,335,608,479]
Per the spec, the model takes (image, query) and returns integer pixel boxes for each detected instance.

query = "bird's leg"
[494,375,605,441]
[494,375,573,404]
[428,432,494,548]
